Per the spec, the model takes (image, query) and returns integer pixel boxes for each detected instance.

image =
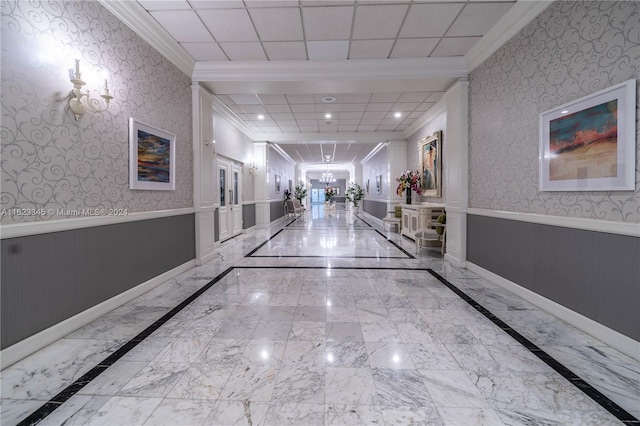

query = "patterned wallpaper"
[1,1,193,224]
[468,1,640,222]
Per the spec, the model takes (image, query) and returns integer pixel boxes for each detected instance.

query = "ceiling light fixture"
[325,113,332,119]
[394,112,402,118]
[257,114,264,120]
[321,96,336,103]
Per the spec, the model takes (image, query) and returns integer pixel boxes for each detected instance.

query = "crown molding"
[465,0,554,72]
[211,95,259,140]
[404,96,447,139]
[193,57,467,82]
[98,0,195,77]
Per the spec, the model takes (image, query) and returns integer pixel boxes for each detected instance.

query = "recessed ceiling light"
[257,114,264,120]
[321,96,336,103]
[394,112,402,118]
[561,110,569,114]
[325,113,332,119]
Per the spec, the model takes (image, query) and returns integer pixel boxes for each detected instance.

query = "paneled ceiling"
[103,0,548,164]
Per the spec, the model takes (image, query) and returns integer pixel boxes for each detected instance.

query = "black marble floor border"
[427,269,639,425]
[17,265,637,425]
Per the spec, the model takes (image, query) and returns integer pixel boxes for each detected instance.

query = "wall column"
[443,80,469,267]
[192,84,216,265]
[253,142,270,227]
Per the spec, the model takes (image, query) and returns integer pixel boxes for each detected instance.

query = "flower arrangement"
[324,186,336,201]
[345,182,364,207]
[396,170,423,196]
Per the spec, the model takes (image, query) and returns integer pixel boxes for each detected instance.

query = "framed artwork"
[366,179,370,193]
[129,118,175,190]
[275,174,281,193]
[375,175,382,194]
[419,130,442,197]
[288,179,293,192]
[539,79,636,191]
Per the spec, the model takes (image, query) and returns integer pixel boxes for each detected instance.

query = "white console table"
[400,203,445,241]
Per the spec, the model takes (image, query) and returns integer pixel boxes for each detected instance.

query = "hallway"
[2,210,638,425]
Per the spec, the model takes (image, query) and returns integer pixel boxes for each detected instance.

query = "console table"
[400,203,445,241]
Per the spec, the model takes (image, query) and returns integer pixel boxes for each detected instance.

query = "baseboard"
[0,259,196,370]
[466,262,640,362]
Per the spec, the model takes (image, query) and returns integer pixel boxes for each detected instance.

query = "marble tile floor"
[1,208,638,425]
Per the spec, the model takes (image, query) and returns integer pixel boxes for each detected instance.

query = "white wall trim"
[404,97,447,139]
[0,208,195,240]
[0,259,196,370]
[468,208,640,238]
[465,1,554,72]
[466,261,640,362]
[98,0,195,77]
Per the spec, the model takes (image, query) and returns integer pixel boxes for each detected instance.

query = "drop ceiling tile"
[229,94,261,104]
[271,113,295,120]
[426,92,444,102]
[408,111,424,119]
[139,1,191,11]
[181,42,228,61]
[150,11,212,42]
[338,112,364,120]
[257,94,288,105]
[365,103,393,112]
[358,125,377,132]
[291,104,316,112]
[360,118,383,125]
[294,112,318,120]
[240,105,267,114]
[402,118,416,125]
[343,94,372,103]
[276,120,298,126]
[263,42,307,60]
[198,9,258,41]
[392,102,420,111]
[219,42,268,60]
[280,126,301,132]
[415,102,436,111]
[338,119,362,125]
[397,92,430,103]
[189,0,244,8]
[349,40,394,59]
[307,40,349,60]
[249,8,304,41]
[302,6,354,40]
[352,5,408,39]
[385,112,404,119]
[390,38,439,58]
[286,94,315,104]
[341,103,367,112]
[299,125,319,132]
[399,3,464,38]
[228,105,244,113]
[264,104,292,113]
[370,93,401,103]
[339,126,359,132]
[447,3,513,37]
[215,94,235,105]
[431,37,480,56]
[296,119,318,125]
[245,1,294,7]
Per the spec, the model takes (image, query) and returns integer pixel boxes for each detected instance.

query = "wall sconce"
[249,161,257,176]
[68,59,113,120]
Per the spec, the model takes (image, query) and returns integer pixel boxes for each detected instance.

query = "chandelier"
[320,171,336,183]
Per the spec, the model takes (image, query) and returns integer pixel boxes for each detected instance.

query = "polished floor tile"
[1,207,638,425]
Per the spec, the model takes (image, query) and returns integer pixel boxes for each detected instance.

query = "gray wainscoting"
[1,214,196,349]
[243,203,256,229]
[270,200,285,222]
[363,199,387,219]
[467,214,640,341]
[214,208,220,242]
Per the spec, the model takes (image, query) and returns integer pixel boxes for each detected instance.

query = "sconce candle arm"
[68,63,113,121]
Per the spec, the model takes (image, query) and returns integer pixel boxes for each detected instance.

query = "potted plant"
[293,182,308,205]
[395,169,423,204]
[324,186,335,202]
[346,182,364,213]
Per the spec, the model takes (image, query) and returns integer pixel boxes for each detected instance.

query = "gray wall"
[243,203,256,229]
[467,214,640,341]
[1,214,196,349]
[363,199,387,219]
[270,200,285,222]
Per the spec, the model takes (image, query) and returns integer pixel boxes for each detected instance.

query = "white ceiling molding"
[267,142,296,165]
[361,142,389,165]
[192,57,467,83]
[465,0,554,72]
[211,95,259,140]
[98,0,195,76]
[403,96,447,139]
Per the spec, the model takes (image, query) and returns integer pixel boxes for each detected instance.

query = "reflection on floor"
[2,208,639,425]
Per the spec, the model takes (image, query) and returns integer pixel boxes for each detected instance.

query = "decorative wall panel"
[468,1,640,222]
[1,0,193,224]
